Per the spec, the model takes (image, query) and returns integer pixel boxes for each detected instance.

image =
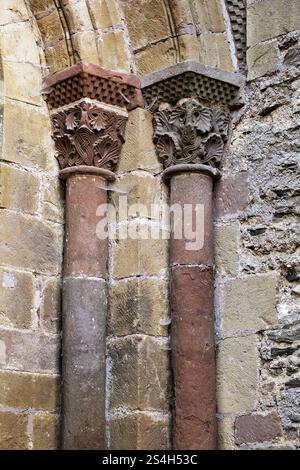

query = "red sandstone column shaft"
[62,172,109,449]
[169,171,216,450]
[153,98,227,450]
[42,63,143,450]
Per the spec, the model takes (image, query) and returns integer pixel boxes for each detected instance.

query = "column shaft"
[169,172,216,450]
[62,174,108,449]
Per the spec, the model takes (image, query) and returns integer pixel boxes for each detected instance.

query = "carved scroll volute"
[153,98,229,170]
[51,100,127,172]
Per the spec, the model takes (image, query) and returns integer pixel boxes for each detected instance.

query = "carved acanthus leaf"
[153,99,229,169]
[51,100,127,171]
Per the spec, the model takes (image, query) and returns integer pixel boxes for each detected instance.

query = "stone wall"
[107,108,171,449]
[216,0,300,449]
[0,1,63,450]
[0,0,299,450]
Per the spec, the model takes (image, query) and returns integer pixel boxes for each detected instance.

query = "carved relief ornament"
[51,100,127,171]
[153,99,229,169]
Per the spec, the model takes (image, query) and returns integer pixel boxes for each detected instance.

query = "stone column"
[153,99,228,450]
[42,64,143,449]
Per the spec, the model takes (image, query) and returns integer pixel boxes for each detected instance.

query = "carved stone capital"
[43,63,144,176]
[51,99,127,172]
[153,98,229,171]
[42,62,143,111]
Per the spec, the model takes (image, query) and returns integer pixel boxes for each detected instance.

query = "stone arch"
[117,0,235,75]
[26,0,235,76]
[27,0,133,74]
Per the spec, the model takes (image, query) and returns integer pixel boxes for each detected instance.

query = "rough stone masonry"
[0,0,299,450]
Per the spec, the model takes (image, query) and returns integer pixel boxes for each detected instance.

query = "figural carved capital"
[153,98,229,171]
[51,100,127,172]
[42,63,143,176]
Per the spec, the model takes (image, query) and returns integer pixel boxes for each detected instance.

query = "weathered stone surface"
[137,413,169,450]
[0,269,34,329]
[64,174,108,278]
[279,388,300,428]
[0,163,40,214]
[283,45,300,67]
[0,411,28,450]
[111,174,162,221]
[108,278,168,336]
[119,0,171,50]
[0,341,6,365]
[0,211,62,274]
[169,0,195,33]
[32,414,59,450]
[235,412,282,444]
[0,22,40,64]
[0,0,28,24]
[112,235,168,279]
[267,325,300,344]
[2,99,53,170]
[239,443,296,450]
[36,10,65,44]
[62,277,107,449]
[92,0,121,29]
[247,0,300,46]
[64,175,108,278]
[109,414,137,450]
[217,417,235,450]
[170,173,214,267]
[136,40,177,76]
[0,328,59,373]
[62,1,93,34]
[0,370,59,411]
[28,0,55,15]
[171,266,216,450]
[42,177,64,223]
[119,108,161,173]
[220,274,278,334]
[40,278,61,335]
[110,413,169,450]
[214,172,249,218]
[108,336,169,412]
[217,335,259,413]
[198,33,233,72]
[192,0,225,33]
[2,62,41,106]
[45,40,70,73]
[176,35,199,62]
[247,42,280,81]
[72,31,100,64]
[98,31,130,72]
[243,222,299,256]
[215,222,239,276]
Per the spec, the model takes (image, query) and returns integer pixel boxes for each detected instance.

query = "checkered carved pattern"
[225,0,247,71]
[45,72,142,111]
[143,71,238,108]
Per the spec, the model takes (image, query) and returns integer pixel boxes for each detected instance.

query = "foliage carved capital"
[153,99,229,170]
[51,100,127,171]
